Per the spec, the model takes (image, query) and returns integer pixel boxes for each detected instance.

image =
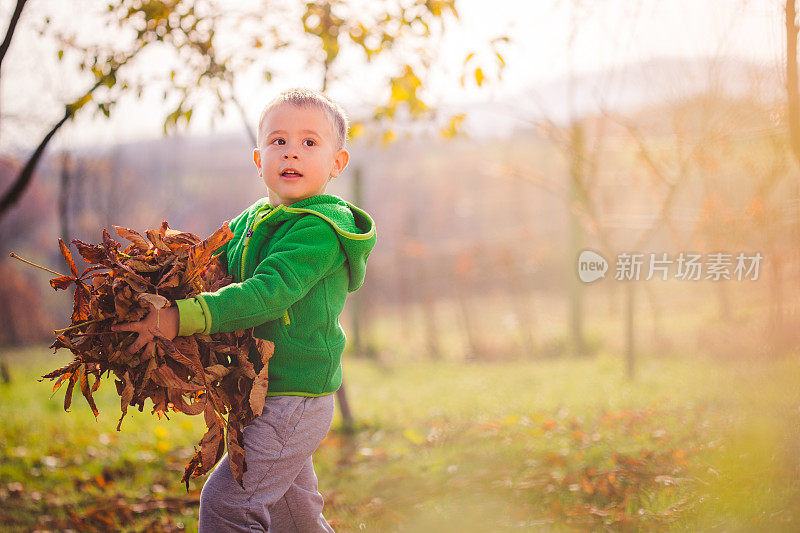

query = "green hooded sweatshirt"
[174,194,377,397]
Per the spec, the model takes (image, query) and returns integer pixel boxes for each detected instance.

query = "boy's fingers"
[125,338,142,356]
[127,333,151,356]
[112,321,142,333]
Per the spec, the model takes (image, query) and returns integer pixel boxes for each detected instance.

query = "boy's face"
[253,103,349,207]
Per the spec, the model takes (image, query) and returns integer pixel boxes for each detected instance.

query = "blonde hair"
[256,88,349,150]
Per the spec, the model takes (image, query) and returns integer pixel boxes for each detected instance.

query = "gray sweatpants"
[199,393,336,532]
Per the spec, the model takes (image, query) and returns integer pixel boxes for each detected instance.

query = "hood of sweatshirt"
[259,194,377,292]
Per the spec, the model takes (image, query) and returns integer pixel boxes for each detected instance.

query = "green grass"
[2,342,799,532]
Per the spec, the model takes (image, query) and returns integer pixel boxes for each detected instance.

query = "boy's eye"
[272,138,285,145]
[303,139,315,147]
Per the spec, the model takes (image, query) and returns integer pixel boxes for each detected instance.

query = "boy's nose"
[283,152,298,159]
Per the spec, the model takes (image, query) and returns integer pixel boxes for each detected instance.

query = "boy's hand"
[111,303,180,357]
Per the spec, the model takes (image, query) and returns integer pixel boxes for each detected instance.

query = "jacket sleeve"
[176,297,207,336]
[189,215,345,334]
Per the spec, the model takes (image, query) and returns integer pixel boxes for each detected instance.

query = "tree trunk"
[786,0,800,166]
[349,167,365,356]
[395,246,413,337]
[501,249,537,358]
[231,91,256,147]
[716,279,732,322]
[59,152,73,241]
[335,381,354,433]
[419,253,441,361]
[569,121,586,356]
[454,270,479,361]
[770,250,784,333]
[625,281,636,380]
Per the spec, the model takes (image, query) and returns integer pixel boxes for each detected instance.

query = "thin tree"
[786,0,800,166]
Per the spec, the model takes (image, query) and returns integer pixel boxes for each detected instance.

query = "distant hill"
[448,54,783,136]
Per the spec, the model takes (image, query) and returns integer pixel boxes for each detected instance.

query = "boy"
[112,88,377,531]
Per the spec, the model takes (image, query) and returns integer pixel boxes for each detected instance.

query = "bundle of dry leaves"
[33,221,273,490]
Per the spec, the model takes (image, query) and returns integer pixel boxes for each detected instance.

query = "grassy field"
[1,340,799,532]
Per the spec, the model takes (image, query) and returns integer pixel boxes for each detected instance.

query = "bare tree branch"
[0,107,70,216]
[608,111,725,251]
[0,0,28,73]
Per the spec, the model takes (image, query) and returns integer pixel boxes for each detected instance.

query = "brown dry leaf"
[204,364,232,382]
[127,259,162,273]
[114,225,151,251]
[185,222,233,282]
[236,345,257,380]
[58,238,79,277]
[79,363,100,419]
[63,368,79,412]
[170,392,207,416]
[199,419,224,470]
[49,275,75,290]
[146,229,172,253]
[71,283,91,324]
[249,339,274,417]
[151,364,204,392]
[226,427,247,489]
[117,371,134,431]
[137,293,170,310]
[72,239,108,264]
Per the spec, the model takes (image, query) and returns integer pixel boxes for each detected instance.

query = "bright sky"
[0,0,786,150]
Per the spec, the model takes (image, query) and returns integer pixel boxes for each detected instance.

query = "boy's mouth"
[281,168,303,178]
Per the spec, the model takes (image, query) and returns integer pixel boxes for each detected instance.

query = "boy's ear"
[253,148,262,175]
[330,148,350,178]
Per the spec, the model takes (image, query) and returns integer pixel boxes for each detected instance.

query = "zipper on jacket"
[240,205,283,281]
[241,205,291,327]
